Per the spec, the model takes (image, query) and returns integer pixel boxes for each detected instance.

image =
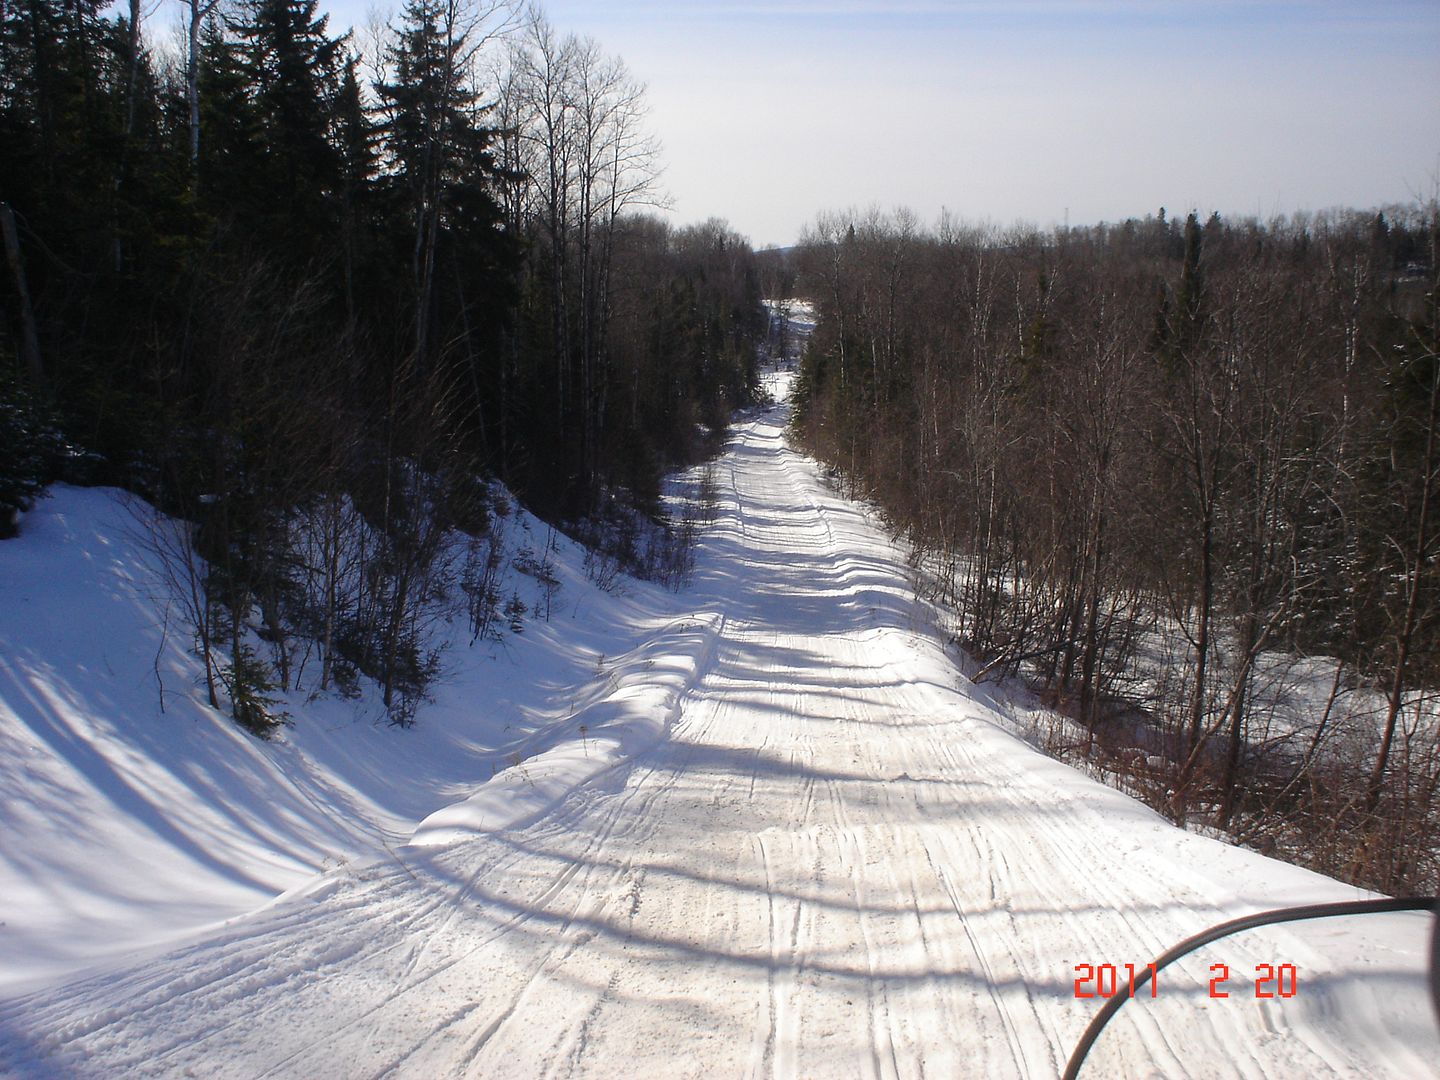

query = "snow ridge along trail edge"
[408,611,725,846]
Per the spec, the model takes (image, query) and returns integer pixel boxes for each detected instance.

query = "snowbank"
[0,483,701,993]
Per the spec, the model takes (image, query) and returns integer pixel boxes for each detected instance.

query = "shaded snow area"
[0,482,710,997]
[2,304,1438,1077]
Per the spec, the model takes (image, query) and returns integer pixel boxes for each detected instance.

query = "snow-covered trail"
[1,374,1436,1078]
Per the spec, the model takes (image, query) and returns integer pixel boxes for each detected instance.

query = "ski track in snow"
[2,341,1438,1078]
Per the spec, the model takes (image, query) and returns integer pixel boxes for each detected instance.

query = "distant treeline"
[789,205,1438,895]
[0,0,764,726]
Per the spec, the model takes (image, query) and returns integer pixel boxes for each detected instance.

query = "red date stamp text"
[1073,962,1298,1000]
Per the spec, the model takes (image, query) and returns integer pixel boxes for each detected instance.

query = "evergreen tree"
[196,16,263,224]
[230,0,344,257]
[332,54,378,319]
[376,0,512,383]
[1177,210,1207,352]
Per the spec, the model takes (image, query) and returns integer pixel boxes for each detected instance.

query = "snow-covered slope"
[0,483,702,997]
[1,329,1436,1077]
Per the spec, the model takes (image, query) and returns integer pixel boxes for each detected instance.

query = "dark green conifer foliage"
[333,55,377,319]
[377,0,510,370]
[1177,210,1206,351]
[230,0,343,259]
[197,17,263,219]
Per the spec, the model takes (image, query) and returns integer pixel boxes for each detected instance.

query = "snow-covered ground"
[0,482,706,996]
[1,305,1436,1077]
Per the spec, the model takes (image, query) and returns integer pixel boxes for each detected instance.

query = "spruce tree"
[197,16,263,224]
[333,55,378,319]
[376,0,510,369]
[1177,210,1207,353]
[230,0,343,258]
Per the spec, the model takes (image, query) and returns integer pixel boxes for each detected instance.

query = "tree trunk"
[1218,606,1259,828]
[188,0,203,172]
[1364,348,1438,815]
[0,201,44,386]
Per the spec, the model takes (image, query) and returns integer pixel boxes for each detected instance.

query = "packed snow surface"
[2,320,1437,1077]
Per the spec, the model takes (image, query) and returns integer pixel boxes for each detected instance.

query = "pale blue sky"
[325,0,1440,247]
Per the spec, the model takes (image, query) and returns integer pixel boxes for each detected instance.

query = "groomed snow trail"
[2,369,1436,1078]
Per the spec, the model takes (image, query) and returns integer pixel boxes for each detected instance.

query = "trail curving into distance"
[0,324,1436,1079]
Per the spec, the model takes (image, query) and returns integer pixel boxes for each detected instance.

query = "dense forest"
[0,0,765,725]
[788,205,1439,895]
